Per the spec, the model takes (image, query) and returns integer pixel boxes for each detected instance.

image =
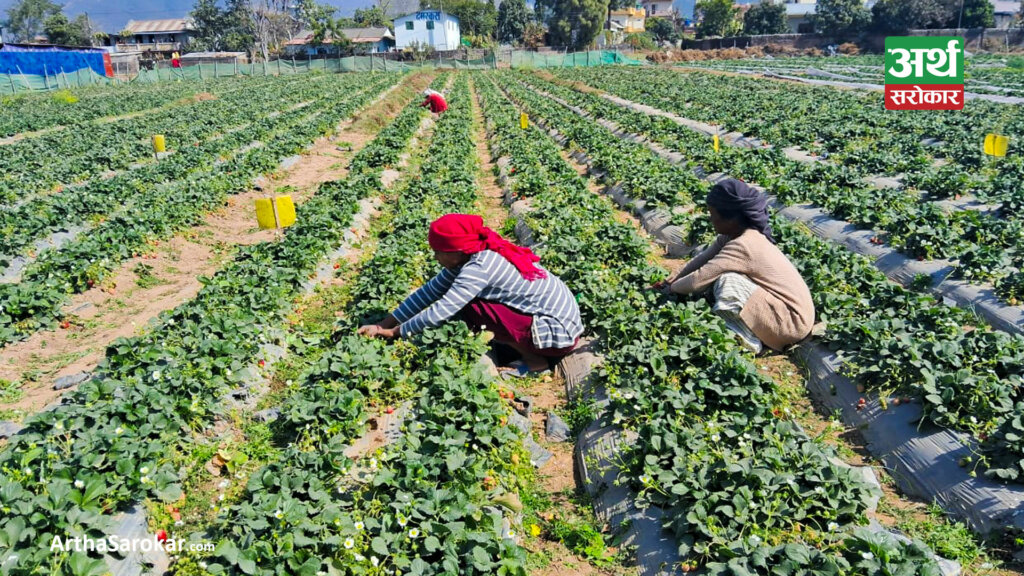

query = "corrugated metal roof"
[286,27,393,46]
[122,19,192,34]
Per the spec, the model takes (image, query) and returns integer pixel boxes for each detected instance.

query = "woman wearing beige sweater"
[657,179,815,354]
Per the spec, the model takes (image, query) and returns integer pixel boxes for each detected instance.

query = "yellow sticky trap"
[256,196,296,230]
[713,134,720,153]
[520,113,529,129]
[152,134,166,154]
[984,133,1008,157]
[275,195,296,228]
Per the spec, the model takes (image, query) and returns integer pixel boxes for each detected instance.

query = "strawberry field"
[1,63,1022,576]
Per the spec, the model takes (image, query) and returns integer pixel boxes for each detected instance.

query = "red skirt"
[460,299,577,358]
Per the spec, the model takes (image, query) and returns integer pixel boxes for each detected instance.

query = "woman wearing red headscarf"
[358,214,583,375]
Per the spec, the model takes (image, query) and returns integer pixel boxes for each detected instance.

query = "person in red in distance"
[358,214,583,377]
[420,89,447,115]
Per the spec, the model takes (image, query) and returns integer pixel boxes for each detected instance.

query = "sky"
[0,0,702,35]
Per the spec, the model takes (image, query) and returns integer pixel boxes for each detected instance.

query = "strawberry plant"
[0,74,421,576]
[477,72,889,570]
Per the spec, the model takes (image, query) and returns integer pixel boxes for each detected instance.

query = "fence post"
[9,74,16,94]
[277,58,281,75]
[292,55,296,73]
[198,64,204,80]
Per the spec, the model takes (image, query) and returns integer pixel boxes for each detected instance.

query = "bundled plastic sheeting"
[795,342,1024,535]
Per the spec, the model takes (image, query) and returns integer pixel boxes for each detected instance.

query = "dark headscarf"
[706,178,775,244]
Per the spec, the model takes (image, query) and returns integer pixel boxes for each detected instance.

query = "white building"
[641,0,677,19]
[783,1,817,33]
[393,10,461,51]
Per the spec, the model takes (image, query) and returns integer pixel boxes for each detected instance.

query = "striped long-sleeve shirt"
[392,250,583,349]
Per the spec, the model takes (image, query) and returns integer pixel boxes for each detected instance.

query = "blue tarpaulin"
[0,43,108,76]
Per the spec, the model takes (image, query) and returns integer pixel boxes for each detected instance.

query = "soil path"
[0,73,434,418]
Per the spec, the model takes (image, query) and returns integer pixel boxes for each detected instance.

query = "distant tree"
[810,0,871,36]
[497,0,530,43]
[870,0,949,32]
[4,0,60,41]
[189,0,228,50]
[954,0,995,28]
[695,0,739,38]
[43,12,91,45]
[625,31,656,49]
[353,6,388,27]
[546,0,608,48]
[743,1,788,35]
[420,0,498,37]
[533,0,555,24]
[522,20,546,48]
[647,16,680,42]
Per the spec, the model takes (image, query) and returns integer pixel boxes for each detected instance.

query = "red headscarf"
[428,214,546,281]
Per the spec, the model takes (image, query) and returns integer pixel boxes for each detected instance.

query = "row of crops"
[0,72,402,346]
[539,67,1024,306]
[189,74,541,576]
[0,79,234,139]
[489,69,1024,483]
[0,72,454,574]
[680,54,1024,97]
[2,64,1020,575]
[472,72,954,574]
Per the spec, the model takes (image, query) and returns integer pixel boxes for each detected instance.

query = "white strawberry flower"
[344,538,355,549]
[74,479,85,489]
[371,557,380,567]
[140,476,150,484]
[505,529,516,539]
[140,466,150,475]
[274,510,284,519]
[861,552,874,560]
[115,426,125,435]
[828,522,839,532]
[408,528,419,538]
[397,515,408,527]
[152,371,161,381]
[355,521,365,531]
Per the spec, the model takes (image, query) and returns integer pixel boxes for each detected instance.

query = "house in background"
[992,0,1020,27]
[783,1,817,33]
[285,27,395,55]
[117,19,194,56]
[394,10,461,51]
[641,0,677,18]
[609,6,646,34]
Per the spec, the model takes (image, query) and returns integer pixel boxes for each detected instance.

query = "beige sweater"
[669,229,815,351]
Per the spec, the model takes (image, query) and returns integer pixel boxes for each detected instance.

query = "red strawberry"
[258,359,266,368]
[156,529,168,543]
[86,279,95,288]
[386,406,395,414]
[333,263,341,270]
[60,320,71,330]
